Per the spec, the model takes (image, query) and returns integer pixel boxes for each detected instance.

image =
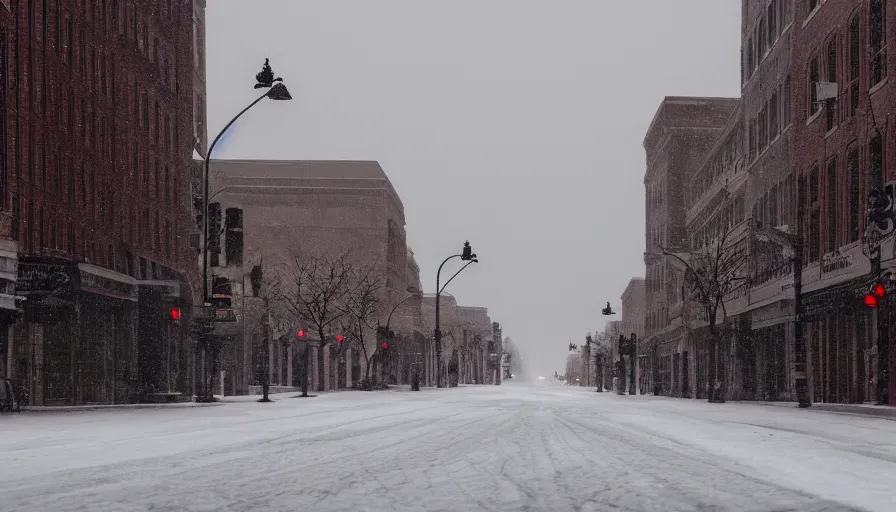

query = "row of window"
[807,2,885,132]
[743,0,793,85]
[691,198,744,251]
[34,0,179,95]
[11,194,176,266]
[748,78,792,163]
[688,128,742,209]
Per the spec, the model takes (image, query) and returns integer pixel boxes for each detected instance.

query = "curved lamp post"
[434,241,478,388]
[201,59,292,306]
[376,286,421,386]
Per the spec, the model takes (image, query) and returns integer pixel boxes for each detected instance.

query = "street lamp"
[200,59,291,307]
[434,241,478,388]
[377,286,422,386]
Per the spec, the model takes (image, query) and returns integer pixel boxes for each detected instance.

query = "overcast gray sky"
[205,0,741,375]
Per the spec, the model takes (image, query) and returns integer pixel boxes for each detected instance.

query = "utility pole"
[793,197,810,408]
[868,186,891,405]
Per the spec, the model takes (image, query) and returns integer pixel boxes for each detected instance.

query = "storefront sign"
[16,261,79,300]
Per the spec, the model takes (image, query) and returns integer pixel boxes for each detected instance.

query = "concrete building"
[2,1,204,405]
[202,159,415,394]
[420,293,495,387]
[642,97,740,397]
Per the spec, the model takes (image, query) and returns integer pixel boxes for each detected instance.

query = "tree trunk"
[717,325,729,403]
[707,322,720,403]
[317,332,326,392]
[366,358,374,388]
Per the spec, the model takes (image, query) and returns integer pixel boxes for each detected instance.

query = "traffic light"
[381,341,389,351]
[865,281,887,308]
[336,334,344,343]
[170,307,181,323]
[297,329,305,338]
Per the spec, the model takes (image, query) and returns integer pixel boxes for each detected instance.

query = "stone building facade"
[642,97,740,398]
[420,293,495,387]
[202,159,414,394]
[1,0,204,405]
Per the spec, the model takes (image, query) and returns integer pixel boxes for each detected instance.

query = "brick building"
[631,0,896,406]
[620,277,646,391]
[1,1,204,405]
[642,97,740,397]
[791,0,896,405]
[203,159,417,393]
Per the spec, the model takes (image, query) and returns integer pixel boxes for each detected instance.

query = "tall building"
[1,1,204,405]
[791,0,896,405]
[642,97,739,397]
[202,159,416,393]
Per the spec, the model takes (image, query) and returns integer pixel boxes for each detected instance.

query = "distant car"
[510,374,516,379]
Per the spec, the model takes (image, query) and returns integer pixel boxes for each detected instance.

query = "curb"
[20,402,226,413]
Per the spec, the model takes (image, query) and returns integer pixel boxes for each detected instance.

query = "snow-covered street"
[1,382,895,512]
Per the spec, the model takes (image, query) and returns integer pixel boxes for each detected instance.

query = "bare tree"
[662,226,746,403]
[278,252,354,397]
[341,265,385,389]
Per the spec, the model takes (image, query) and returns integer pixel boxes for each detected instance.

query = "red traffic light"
[297,330,305,338]
[875,283,886,297]
[170,307,181,321]
[865,294,879,308]
[336,334,344,343]
[381,342,388,350]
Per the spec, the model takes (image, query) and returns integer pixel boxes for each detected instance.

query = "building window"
[767,1,777,47]
[78,30,85,74]
[154,101,161,144]
[37,206,44,252]
[758,18,767,58]
[869,133,884,187]
[826,38,837,131]
[746,36,754,77]
[848,15,860,117]
[826,158,837,252]
[808,57,819,118]
[848,147,860,241]
[783,75,792,127]
[809,167,820,262]
[758,107,768,154]
[870,0,887,86]
[770,92,779,138]
[0,29,6,209]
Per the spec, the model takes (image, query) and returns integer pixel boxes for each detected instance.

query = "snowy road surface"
[1,383,895,512]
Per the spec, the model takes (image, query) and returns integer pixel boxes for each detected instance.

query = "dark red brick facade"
[7,0,195,277]
[792,0,896,405]
[0,0,203,405]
